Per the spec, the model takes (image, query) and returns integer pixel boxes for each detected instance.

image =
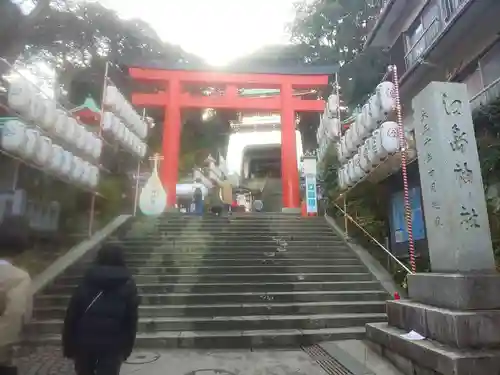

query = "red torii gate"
[129,66,330,209]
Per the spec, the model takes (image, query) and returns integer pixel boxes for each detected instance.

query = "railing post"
[343,195,348,238]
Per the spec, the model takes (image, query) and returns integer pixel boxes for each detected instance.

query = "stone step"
[45,280,382,295]
[109,239,345,247]
[365,322,500,375]
[153,220,331,225]
[34,300,387,320]
[25,326,367,348]
[153,223,329,229]
[75,258,362,268]
[116,232,345,243]
[65,265,367,276]
[27,312,386,335]
[56,272,373,285]
[120,246,351,253]
[122,252,356,260]
[36,290,388,308]
[149,229,335,234]
[123,265,367,275]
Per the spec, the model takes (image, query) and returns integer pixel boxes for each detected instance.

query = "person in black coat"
[62,244,139,375]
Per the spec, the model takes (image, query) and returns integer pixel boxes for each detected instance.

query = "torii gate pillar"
[280,82,300,208]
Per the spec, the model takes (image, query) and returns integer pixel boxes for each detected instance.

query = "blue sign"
[390,187,426,243]
[305,175,317,213]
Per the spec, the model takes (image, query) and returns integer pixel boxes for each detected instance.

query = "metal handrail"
[404,17,440,68]
[470,76,500,103]
[330,203,414,275]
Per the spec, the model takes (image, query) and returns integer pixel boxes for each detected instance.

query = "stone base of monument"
[366,273,500,375]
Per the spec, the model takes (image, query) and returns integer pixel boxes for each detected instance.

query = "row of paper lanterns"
[341,81,397,160]
[7,80,102,160]
[104,85,148,140]
[337,121,401,189]
[335,81,401,190]
[102,112,147,158]
[1,119,100,188]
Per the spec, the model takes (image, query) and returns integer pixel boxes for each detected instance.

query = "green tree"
[289,0,389,108]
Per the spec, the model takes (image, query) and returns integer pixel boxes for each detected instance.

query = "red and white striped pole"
[390,65,416,273]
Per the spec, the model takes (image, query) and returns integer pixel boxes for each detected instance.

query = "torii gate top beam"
[129,68,330,89]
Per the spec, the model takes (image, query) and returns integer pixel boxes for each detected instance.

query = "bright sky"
[99,0,297,66]
[98,0,305,170]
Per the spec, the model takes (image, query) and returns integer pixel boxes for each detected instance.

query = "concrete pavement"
[15,346,327,375]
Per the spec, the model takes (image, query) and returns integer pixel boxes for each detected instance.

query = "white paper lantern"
[139,121,148,139]
[83,132,95,156]
[89,165,99,188]
[340,136,348,160]
[139,142,147,158]
[104,86,119,110]
[111,118,122,139]
[353,153,365,180]
[352,121,363,149]
[343,165,352,187]
[377,81,396,117]
[28,95,46,122]
[118,99,128,120]
[80,161,92,186]
[368,95,383,129]
[40,100,57,132]
[359,142,371,173]
[48,144,64,173]
[34,136,52,166]
[380,121,400,154]
[127,130,134,151]
[21,128,39,160]
[64,117,77,143]
[1,120,26,154]
[8,79,32,113]
[347,158,357,182]
[92,137,102,160]
[102,112,114,133]
[53,110,68,138]
[326,118,341,139]
[327,94,339,116]
[366,136,377,166]
[354,113,366,141]
[60,151,73,176]
[361,103,373,133]
[70,156,85,182]
[338,167,346,190]
[372,129,387,162]
[117,121,126,143]
[335,142,343,163]
[345,128,356,156]
[74,124,86,150]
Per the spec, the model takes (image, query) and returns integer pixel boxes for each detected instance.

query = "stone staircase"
[26,213,388,348]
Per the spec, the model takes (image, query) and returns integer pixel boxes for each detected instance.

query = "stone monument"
[366,82,500,375]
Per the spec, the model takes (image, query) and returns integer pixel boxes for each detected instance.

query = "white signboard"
[139,155,167,216]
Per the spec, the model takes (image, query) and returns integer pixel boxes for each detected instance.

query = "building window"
[405,3,441,68]
[443,0,467,21]
[466,41,500,109]
[462,67,483,99]
[480,42,500,88]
